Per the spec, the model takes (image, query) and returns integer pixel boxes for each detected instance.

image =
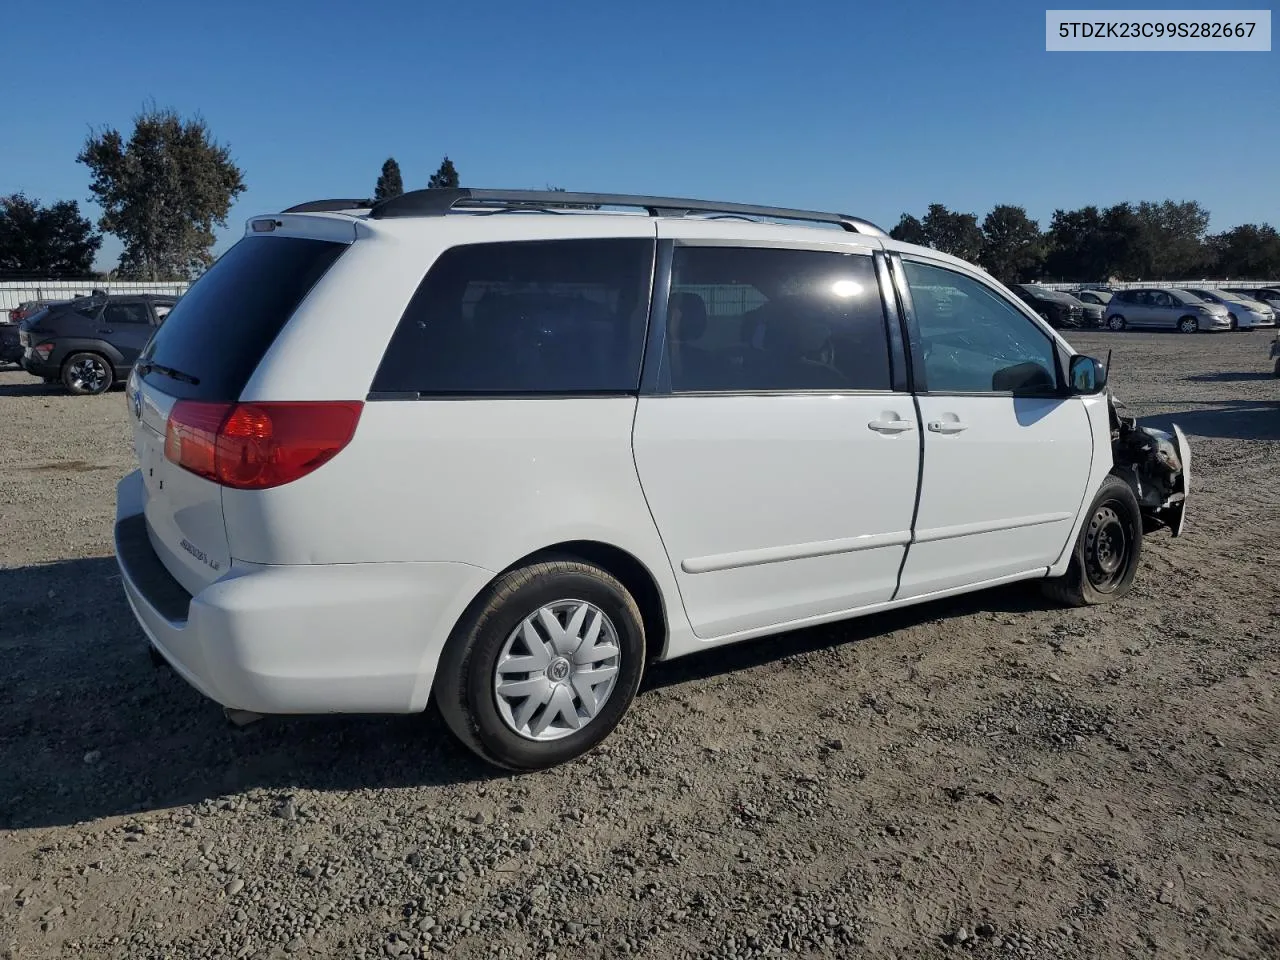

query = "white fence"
[1039,279,1279,292]
[0,280,190,311]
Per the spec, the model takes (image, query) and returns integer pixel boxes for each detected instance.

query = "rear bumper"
[20,354,57,378]
[113,470,490,714]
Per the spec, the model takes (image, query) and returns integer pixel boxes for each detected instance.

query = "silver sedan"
[1183,288,1277,330]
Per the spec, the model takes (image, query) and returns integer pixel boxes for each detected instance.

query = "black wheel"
[62,352,114,395]
[1042,475,1143,607]
[1177,316,1199,334]
[1106,315,1126,331]
[434,559,646,770]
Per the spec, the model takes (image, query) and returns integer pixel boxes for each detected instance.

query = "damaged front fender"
[1109,393,1191,537]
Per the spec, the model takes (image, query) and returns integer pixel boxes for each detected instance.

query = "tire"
[434,559,646,771]
[1042,474,1143,607]
[1228,313,1238,331]
[61,352,114,395]
[1273,357,1280,378]
[1106,315,1126,331]
[1177,316,1199,334]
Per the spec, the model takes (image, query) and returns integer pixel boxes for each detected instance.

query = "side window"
[667,246,890,392]
[103,302,151,325]
[903,260,1059,395]
[154,304,173,324]
[372,239,653,395]
[1152,292,1173,308]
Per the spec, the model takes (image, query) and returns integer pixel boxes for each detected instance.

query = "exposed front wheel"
[1042,475,1143,607]
[434,559,646,770]
[1228,313,1239,331]
[62,352,114,395]
[1107,315,1126,331]
[1177,316,1200,334]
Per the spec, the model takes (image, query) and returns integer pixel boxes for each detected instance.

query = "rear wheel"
[61,352,113,395]
[1042,475,1143,607]
[434,559,646,770]
[1107,315,1126,331]
[1177,316,1199,334]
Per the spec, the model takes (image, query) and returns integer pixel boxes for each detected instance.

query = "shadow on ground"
[0,555,1062,830]
[1184,371,1275,384]
[0,379,65,397]
[1141,401,1280,442]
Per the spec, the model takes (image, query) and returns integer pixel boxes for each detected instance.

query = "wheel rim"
[1109,317,1123,330]
[1180,318,1197,333]
[1083,503,1132,593]
[69,357,107,392]
[493,599,622,742]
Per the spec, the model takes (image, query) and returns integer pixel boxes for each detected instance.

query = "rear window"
[138,236,347,400]
[371,238,654,395]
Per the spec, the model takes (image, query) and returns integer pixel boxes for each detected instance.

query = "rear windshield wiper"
[137,360,200,385]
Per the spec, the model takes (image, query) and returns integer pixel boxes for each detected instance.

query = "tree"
[979,205,1044,283]
[889,213,927,245]
[1205,223,1280,278]
[374,157,404,201]
[78,107,245,280]
[0,194,102,277]
[428,155,460,190]
[1132,200,1211,279]
[922,204,983,261]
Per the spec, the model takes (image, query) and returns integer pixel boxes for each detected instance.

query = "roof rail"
[281,198,373,213]
[342,188,887,236]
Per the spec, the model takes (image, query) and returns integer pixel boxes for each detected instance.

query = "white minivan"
[114,189,1190,770]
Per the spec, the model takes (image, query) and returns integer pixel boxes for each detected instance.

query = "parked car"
[1181,288,1276,330]
[0,317,23,365]
[1010,284,1092,327]
[113,188,1191,771]
[1227,287,1280,312]
[18,293,176,394]
[7,298,69,324]
[1271,330,1280,377]
[1075,289,1112,309]
[1104,288,1231,332]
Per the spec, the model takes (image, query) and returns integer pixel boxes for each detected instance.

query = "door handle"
[927,420,969,434]
[867,418,915,434]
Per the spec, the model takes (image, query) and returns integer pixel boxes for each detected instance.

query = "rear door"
[127,229,351,595]
[100,299,155,365]
[632,229,919,639]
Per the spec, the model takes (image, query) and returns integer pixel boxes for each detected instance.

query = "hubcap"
[493,600,622,742]
[70,358,106,392]
[1084,504,1130,592]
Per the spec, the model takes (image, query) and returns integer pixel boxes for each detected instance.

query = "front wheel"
[1228,313,1239,331]
[434,559,646,770]
[1177,316,1200,334]
[1042,475,1143,607]
[62,352,114,395]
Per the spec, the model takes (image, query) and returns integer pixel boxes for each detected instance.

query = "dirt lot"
[1,331,1278,960]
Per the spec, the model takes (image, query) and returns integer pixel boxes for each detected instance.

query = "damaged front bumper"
[1109,395,1191,537]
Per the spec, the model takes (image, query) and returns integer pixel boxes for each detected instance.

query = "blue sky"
[2,0,1275,270]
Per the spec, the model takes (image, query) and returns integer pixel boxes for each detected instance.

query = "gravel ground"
[1,331,1278,960]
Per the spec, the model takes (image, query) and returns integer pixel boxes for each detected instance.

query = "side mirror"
[1069,354,1107,394]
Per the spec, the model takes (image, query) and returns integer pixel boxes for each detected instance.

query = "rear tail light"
[164,401,363,489]
[33,342,55,361]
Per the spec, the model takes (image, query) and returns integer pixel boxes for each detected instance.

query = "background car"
[18,293,176,394]
[1104,288,1231,332]
[1182,288,1276,330]
[7,298,69,324]
[1227,287,1280,312]
[1075,289,1112,310]
[1010,283,1091,327]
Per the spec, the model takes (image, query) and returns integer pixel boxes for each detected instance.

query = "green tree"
[1045,206,1104,281]
[1205,223,1280,278]
[979,205,1044,283]
[1132,200,1211,279]
[0,194,102,277]
[889,213,927,245]
[78,107,245,280]
[374,157,404,201]
[922,203,983,261]
[428,155,460,189]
